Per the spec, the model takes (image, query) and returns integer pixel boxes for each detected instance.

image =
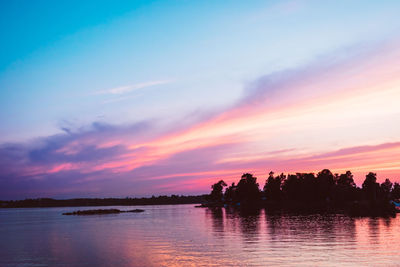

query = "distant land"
[0,194,207,208]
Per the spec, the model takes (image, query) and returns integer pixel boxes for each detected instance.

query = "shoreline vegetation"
[200,170,400,217]
[0,195,207,208]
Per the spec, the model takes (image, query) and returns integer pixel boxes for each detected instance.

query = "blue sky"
[1,0,400,198]
[2,0,399,142]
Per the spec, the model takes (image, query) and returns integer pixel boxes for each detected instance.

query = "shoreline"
[0,195,207,208]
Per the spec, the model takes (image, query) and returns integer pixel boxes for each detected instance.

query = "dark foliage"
[362,172,379,202]
[236,173,261,205]
[392,183,400,200]
[209,180,227,203]
[207,169,399,217]
[332,171,358,205]
[224,182,237,204]
[263,171,284,202]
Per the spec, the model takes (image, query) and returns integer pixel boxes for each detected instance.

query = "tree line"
[0,194,208,208]
[208,170,400,216]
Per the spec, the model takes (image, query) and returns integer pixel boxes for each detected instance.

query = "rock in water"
[63,208,144,215]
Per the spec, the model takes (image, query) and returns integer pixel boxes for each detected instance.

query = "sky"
[1,0,400,199]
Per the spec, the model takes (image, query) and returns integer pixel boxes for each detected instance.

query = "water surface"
[1,205,399,266]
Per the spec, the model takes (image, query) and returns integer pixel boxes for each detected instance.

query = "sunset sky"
[1,0,400,199]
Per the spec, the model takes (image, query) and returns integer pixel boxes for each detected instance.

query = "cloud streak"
[96,80,172,95]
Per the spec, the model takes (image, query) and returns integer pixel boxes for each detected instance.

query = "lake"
[1,204,399,266]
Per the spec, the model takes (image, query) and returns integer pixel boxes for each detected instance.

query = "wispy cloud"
[95,80,172,95]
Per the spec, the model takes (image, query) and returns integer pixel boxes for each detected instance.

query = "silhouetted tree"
[337,171,355,187]
[391,183,400,200]
[210,180,227,203]
[224,182,237,203]
[362,172,379,202]
[263,171,285,201]
[236,173,260,205]
[333,171,357,204]
[316,169,335,201]
[282,174,300,201]
[299,173,317,202]
[380,179,392,200]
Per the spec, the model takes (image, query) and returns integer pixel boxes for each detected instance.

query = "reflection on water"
[1,205,400,266]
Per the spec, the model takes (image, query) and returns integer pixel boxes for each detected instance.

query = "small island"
[62,208,144,215]
[202,169,400,217]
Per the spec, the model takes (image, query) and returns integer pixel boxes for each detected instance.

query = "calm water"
[1,205,399,266]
